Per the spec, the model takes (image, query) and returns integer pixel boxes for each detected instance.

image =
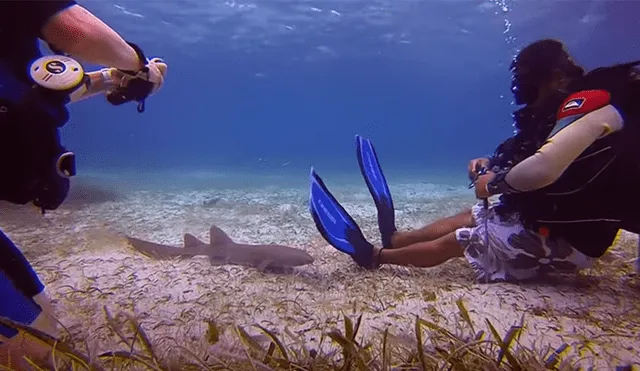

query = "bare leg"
[390,208,475,249]
[379,232,464,267]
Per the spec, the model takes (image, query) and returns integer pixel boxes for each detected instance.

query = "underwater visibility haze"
[64,0,640,186]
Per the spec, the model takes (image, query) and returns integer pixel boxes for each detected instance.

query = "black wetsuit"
[1,0,77,81]
[0,0,78,208]
[0,0,77,338]
[490,62,640,258]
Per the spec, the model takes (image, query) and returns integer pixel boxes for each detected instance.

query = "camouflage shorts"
[455,200,595,283]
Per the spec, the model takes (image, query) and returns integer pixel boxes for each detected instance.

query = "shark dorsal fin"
[184,233,205,247]
[209,225,234,246]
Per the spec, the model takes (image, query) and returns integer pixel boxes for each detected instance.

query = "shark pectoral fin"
[208,256,226,266]
[126,237,182,260]
[257,259,274,271]
[208,250,233,266]
[209,225,234,246]
[207,242,230,263]
[184,233,206,247]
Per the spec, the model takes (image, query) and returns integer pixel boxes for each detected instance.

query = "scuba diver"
[0,0,167,367]
[309,39,640,283]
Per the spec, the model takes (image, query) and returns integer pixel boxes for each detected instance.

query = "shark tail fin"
[209,225,234,246]
[184,233,206,247]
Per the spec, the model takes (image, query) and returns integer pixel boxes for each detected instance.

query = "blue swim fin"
[309,167,375,268]
[0,270,42,339]
[0,230,45,299]
[355,135,397,249]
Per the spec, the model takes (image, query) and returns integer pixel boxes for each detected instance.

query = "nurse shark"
[126,224,314,271]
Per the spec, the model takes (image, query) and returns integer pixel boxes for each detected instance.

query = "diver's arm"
[40,4,144,71]
[485,90,624,195]
[68,70,115,103]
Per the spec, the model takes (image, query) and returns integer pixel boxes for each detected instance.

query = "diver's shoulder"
[570,61,639,118]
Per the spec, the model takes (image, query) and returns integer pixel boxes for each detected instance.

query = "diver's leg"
[389,208,475,249]
[376,201,578,283]
[0,230,45,298]
[451,203,595,283]
[0,271,54,369]
[0,230,59,336]
[0,230,60,368]
[379,232,464,267]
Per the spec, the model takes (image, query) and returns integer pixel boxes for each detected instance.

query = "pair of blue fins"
[309,135,396,268]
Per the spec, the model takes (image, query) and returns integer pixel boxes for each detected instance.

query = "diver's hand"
[105,57,167,109]
[474,172,495,199]
[468,158,489,181]
[110,57,167,95]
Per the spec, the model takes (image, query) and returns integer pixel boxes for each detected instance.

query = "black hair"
[511,39,585,80]
[510,39,585,105]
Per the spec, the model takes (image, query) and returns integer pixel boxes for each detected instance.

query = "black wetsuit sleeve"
[3,0,78,38]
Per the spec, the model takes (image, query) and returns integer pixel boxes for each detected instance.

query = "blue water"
[62,0,639,190]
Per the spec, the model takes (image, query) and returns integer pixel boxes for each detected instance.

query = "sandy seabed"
[1,176,639,369]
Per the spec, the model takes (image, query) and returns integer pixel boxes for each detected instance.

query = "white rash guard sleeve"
[487,90,624,195]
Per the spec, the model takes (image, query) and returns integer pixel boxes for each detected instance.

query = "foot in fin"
[308,167,378,269]
[355,135,397,249]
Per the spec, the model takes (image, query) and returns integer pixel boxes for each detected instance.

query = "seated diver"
[0,0,167,368]
[309,39,640,283]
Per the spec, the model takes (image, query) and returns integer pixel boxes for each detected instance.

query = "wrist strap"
[122,42,147,74]
[486,170,521,195]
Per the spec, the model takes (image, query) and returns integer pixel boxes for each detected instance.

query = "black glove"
[106,42,154,112]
